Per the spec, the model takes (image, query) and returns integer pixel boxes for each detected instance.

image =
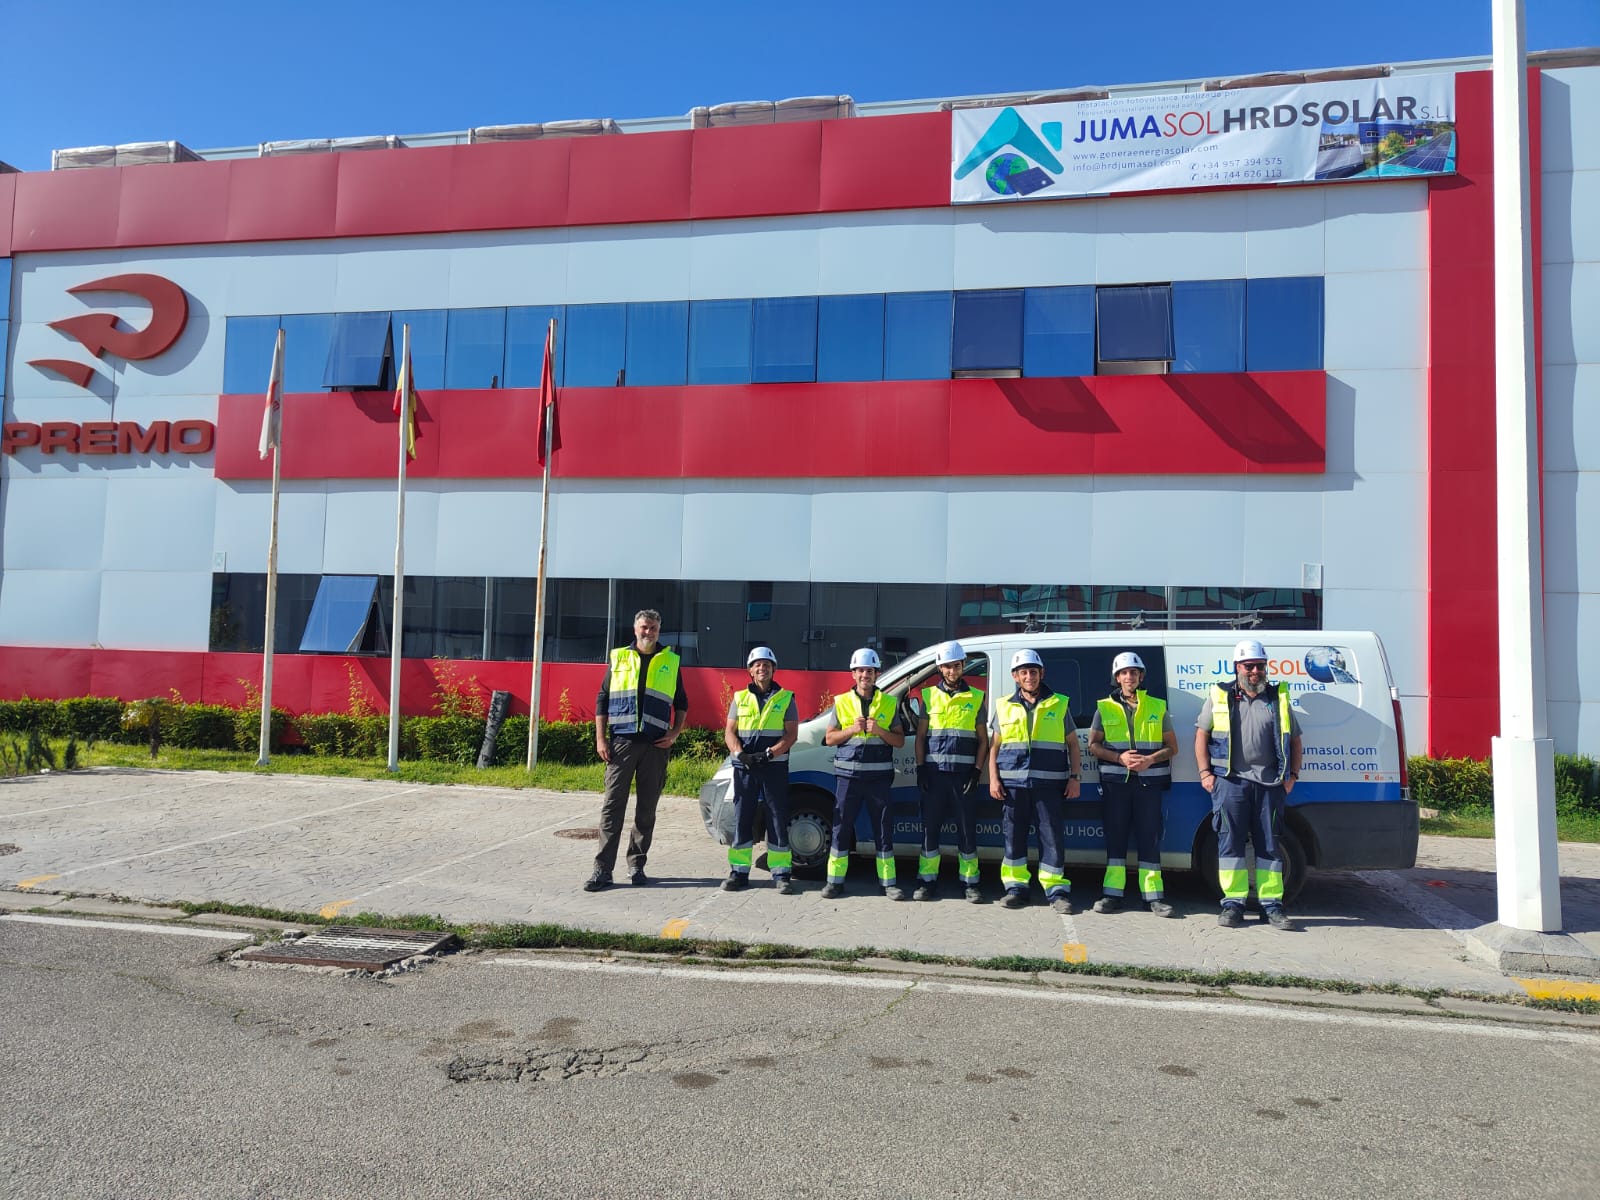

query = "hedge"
[1408,754,1600,815]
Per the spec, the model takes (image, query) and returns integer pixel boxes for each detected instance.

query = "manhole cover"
[237,926,459,971]
[553,827,600,840]
[0,844,19,857]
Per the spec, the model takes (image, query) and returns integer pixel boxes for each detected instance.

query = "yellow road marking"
[319,899,355,920]
[661,918,690,939]
[1514,976,1600,1002]
[17,874,59,890]
[1062,942,1087,963]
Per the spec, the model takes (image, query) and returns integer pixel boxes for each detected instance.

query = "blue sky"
[1,0,1595,171]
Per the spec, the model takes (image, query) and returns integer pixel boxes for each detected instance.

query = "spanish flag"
[393,336,419,461]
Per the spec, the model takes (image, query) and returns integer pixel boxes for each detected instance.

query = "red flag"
[257,328,284,460]
[394,341,419,460]
[536,319,561,467]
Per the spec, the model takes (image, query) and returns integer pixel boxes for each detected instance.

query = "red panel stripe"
[0,171,16,257]
[4,114,953,253]
[214,371,1325,481]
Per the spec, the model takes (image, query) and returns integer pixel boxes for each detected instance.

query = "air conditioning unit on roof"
[688,95,855,128]
[51,141,201,170]
[468,119,621,143]
[259,135,406,157]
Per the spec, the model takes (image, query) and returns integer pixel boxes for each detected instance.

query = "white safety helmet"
[1233,638,1269,664]
[849,647,883,670]
[1010,648,1044,671]
[747,646,776,666]
[934,640,966,666]
[1111,651,1146,676]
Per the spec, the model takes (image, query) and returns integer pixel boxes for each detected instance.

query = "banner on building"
[951,73,1456,204]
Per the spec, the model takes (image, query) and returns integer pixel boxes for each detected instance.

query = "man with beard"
[1194,639,1304,930]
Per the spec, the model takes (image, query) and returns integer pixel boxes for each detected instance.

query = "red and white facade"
[1,57,1596,757]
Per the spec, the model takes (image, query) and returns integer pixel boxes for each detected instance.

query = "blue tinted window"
[884,291,952,380]
[391,309,448,390]
[952,289,1023,372]
[323,311,392,389]
[278,314,336,392]
[626,300,689,386]
[299,576,379,653]
[222,315,283,394]
[1023,287,1094,377]
[1247,276,1324,371]
[565,303,627,387]
[445,307,507,389]
[504,305,565,388]
[0,320,7,395]
[689,299,753,384]
[0,259,11,319]
[817,293,884,382]
[1172,279,1245,373]
[1096,285,1173,362]
[752,296,818,383]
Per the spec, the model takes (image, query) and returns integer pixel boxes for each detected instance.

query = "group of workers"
[583,609,1303,931]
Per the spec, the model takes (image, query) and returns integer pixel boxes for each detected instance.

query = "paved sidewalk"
[3,768,1599,997]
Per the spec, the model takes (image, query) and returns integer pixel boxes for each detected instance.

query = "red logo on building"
[29,273,190,389]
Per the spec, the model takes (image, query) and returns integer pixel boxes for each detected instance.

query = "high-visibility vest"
[921,684,985,770]
[993,691,1073,788]
[604,645,681,737]
[832,689,899,777]
[1096,690,1170,782]
[733,685,794,760]
[1206,683,1292,785]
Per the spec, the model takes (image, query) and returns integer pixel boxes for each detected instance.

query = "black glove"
[962,768,982,797]
[916,762,937,793]
[736,750,762,768]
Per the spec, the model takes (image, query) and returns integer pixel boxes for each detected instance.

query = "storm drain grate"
[237,926,459,971]
[553,827,600,840]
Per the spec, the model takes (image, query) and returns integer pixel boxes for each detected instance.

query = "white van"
[699,630,1416,901]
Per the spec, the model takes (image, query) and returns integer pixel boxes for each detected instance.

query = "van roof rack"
[1004,608,1299,632]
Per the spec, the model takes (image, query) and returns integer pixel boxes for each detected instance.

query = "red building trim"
[211,371,1327,481]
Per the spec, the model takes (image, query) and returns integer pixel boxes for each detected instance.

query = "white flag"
[258,328,284,460]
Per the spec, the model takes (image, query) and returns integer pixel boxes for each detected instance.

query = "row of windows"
[210,574,1323,671]
[219,278,1325,395]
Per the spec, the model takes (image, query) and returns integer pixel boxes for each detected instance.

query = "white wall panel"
[1323,269,1427,370]
[809,487,948,583]
[1541,66,1600,173]
[1543,591,1600,704]
[951,203,1097,290]
[1244,187,1326,278]
[1325,369,1428,476]
[1541,471,1600,594]
[221,242,340,316]
[212,483,329,576]
[817,210,954,295]
[681,486,813,580]
[1542,261,1600,365]
[1320,471,1426,590]
[1238,480,1327,586]
[1541,170,1600,265]
[565,223,692,304]
[100,475,217,571]
[942,479,1093,583]
[1320,586,1427,700]
[688,217,821,299]
[0,570,102,645]
[108,315,225,400]
[1323,181,1427,274]
[97,570,211,651]
[332,241,454,312]
[322,487,420,575]
[0,476,108,569]
[1095,192,1249,284]
[545,482,684,578]
[5,321,121,407]
[432,482,543,576]
[447,233,569,308]
[1541,364,1600,472]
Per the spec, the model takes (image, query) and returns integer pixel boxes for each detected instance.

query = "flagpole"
[257,327,285,766]
[527,318,557,770]
[387,324,410,773]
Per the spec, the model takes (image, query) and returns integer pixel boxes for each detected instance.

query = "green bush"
[0,697,62,734]
[230,703,293,754]
[410,715,485,765]
[1410,753,1600,815]
[58,697,125,743]
[293,713,393,758]
[163,703,240,750]
[534,719,597,765]
[1554,754,1599,815]
[673,725,726,760]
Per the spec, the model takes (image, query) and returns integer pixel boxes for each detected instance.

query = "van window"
[892,652,992,711]
[1035,645,1166,727]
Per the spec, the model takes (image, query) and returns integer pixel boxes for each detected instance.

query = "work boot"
[630,870,651,887]
[964,885,983,904]
[1092,897,1120,915]
[583,871,613,892]
[721,872,749,892]
[1050,895,1074,915]
[913,882,936,901]
[1001,889,1027,909]
[1218,905,1245,928]
[885,886,908,901]
[775,876,795,895]
[1147,899,1175,918]
[1263,906,1297,931]
[820,883,844,899]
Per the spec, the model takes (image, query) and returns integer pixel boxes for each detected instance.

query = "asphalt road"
[3,919,1596,1199]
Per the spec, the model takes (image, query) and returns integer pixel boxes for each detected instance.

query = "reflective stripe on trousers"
[1213,775,1286,907]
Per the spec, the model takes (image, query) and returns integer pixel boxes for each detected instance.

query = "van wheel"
[786,791,834,879]
[1193,823,1308,906]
